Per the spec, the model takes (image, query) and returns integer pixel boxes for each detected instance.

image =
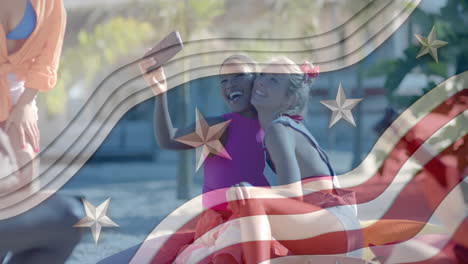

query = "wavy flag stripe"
[129,73,467,263]
[145,138,464,263]
[160,109,466,253]
[133,83,468,262]
[187,110,466,251]
[357,112,466,220]
[413,220,468,264]
[372,182,467,264]
[180,121,468,264]
[258,179,467,264]
[0,0,422,219]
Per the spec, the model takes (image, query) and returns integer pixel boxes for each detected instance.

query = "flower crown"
[299,61,320,82]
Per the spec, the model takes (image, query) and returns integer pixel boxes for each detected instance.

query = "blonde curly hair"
[266,56,317,116]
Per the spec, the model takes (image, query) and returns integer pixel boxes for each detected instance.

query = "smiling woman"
[221,56,362,263]
[130,54,274,263]
[218,59,257,114]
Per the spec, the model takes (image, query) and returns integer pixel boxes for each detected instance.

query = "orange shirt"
[0,0,66,121]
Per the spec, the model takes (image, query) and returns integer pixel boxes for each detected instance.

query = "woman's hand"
[227,182,253,206]
[5,102,39,152]
[139,57,168,95]
[227,182,303,203]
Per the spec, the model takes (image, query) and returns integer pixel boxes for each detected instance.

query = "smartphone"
[144,31,183,73]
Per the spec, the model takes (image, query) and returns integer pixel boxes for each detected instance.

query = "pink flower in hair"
[300,61,320,81]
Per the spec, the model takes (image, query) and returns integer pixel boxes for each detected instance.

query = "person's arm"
[6,0,67,151]
[264,123,303,197]
[153,92,187,150]
[0,131,19,195]
[0,162,19,195]
[139,58,224,150]
[5,89,39,151]
[24,0,66,92]
[228,124,333,202]
[153,93,224,150]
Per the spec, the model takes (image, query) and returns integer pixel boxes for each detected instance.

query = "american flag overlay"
[1,1,466,264]
[131,77,467,263]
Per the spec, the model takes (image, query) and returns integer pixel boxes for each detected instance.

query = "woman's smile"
[227,90,244,103]
[252,87,268,103]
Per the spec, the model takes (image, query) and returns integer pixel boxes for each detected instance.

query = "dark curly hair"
[220,54,258,73]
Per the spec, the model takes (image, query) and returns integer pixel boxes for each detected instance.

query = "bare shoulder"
[264,122,294,149]
[266,122,290,138]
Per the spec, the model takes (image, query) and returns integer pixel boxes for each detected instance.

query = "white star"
[73,198,119,244]
[320,83,363,128]
[415,25,448,63]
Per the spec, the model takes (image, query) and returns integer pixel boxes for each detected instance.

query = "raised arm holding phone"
[138,32,276,263]
[139,32,225,150]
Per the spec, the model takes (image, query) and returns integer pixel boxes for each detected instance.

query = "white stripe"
[129,73,468,263]
[262,179,467,264]
[382,177,467,264]
[136,108,467,263]
[357,111,467,220]
[264,255,365,264]
[169,112,466,264]
[338,81,467,188]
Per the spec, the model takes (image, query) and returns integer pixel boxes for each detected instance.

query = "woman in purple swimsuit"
[138,54,272,263]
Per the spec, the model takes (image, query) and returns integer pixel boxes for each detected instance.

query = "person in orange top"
[0,0,66,191]
[0,1,81,263]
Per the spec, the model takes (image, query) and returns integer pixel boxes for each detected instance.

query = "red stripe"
[216,89,468,217]
[151,89,467,263]
[409,219,468,264]
[199,135,467,263]
[302,175,333,183]
[350,89,467,204]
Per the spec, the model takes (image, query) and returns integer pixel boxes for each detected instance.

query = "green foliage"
[42,0,227,117]
[189,0,224,24]
[427,61,448,77]
[144,0,225,38]
[43,17,155,115]
[368,0,467,109]
[367,59,399,78]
